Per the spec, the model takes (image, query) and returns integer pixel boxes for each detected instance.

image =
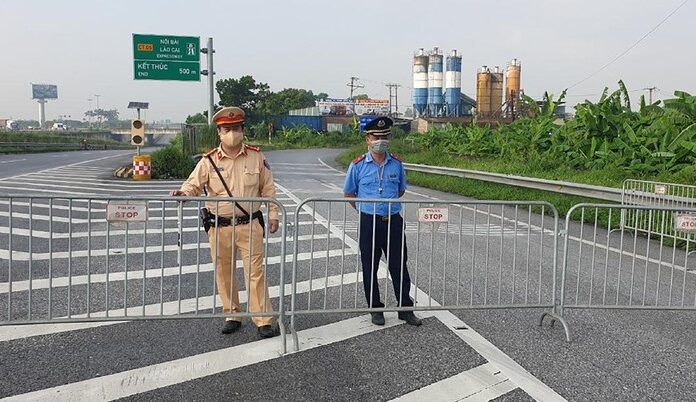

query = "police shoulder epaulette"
[352,154,366,164]
[245,144,261,152]
[391,153,403,162]
[204,148,217,157]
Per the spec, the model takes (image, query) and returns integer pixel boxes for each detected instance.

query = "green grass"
[337,139,694,249]
[337,141,618,226]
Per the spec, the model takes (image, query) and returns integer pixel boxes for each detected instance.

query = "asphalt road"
[0,148,160,180]
[0,148,694,401]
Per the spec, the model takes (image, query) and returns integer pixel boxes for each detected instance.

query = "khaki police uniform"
[177,107,278,327]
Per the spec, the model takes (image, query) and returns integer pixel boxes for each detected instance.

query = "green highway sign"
[133,60,200,81]
[133,34,200,81]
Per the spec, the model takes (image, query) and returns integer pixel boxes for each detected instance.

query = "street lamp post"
[94,94,101,129]
[87,98,94,127]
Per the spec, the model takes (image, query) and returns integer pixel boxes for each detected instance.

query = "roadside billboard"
[317,98,353,116]
[317,98,390,116]
[354,99,389,116]
[32,84,58,99]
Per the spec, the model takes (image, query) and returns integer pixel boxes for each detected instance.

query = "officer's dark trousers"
[359,212,414,308]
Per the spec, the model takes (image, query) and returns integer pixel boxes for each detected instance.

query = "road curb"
[112,165,133,179]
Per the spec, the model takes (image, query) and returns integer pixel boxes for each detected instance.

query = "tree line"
[186,75,330,124]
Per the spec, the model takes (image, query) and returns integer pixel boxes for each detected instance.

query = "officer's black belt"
[209,211,263,227]
[361,212,400,222]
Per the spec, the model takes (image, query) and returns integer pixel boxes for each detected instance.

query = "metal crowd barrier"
[288,197,566,351]
[619,179,696,242]
[9,193,696,350]
[0,195,289,353]
[559,204,696,334]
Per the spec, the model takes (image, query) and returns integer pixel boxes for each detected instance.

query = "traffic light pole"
[136,108,141,156]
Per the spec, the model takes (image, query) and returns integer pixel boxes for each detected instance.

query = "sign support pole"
[38,99,46,129]
[206,37,214,126]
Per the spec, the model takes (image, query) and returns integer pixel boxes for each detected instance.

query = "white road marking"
[391,363,516,402]
[272,163,324,166]
[2,155,564,401]
[4,312,416,401]
[0,152,133,182]
[0,209,311,225]
[0,247,353,294]
[0,268,370,342]
[277,179,565,401]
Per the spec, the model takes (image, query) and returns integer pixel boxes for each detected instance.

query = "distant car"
[52,123,67,131]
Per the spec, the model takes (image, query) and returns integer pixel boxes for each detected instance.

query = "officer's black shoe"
[398,312,422,326]
[221,320,242,334]
[258,324,279,339]
[370,312,385,326]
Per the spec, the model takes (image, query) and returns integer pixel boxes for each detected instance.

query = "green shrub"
[151,145,196,179]
[276,126,362,148]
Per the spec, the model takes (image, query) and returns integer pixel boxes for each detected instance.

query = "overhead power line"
[565,0,690,91]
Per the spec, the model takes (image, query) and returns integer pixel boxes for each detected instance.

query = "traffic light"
[131,119,145,146]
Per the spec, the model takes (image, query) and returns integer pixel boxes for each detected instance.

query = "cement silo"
[505,58,521,117]
[444,50,462,117]
[412,48,429,117]
[492,66,504,115]
[476,66,504,119]
[427,47,444,116]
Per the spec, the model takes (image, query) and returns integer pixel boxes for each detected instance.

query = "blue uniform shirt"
[343,152,407,215]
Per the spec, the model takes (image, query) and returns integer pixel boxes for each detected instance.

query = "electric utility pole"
[386,83,401,116]
[643,86,659,104]
[347,76,364,114]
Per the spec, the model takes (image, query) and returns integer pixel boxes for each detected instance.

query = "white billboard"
[354,99,390,116]
[317,98,353,116]
[316,98,389,116]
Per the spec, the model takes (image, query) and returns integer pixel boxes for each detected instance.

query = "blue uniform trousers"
[359,212,414,308]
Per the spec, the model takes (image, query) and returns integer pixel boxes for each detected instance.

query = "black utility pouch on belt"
[205,155,266,236]
[199,207,213,233]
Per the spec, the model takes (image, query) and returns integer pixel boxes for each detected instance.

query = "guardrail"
[0,142,132,150]
[403,163,623,202]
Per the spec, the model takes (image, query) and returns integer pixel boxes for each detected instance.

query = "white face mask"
[370,139,389,154]
[220,130,243,147]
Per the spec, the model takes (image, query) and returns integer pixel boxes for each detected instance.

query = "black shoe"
[258,324,279,338]
[370,312,385,326]
[221,320,242,334]
[398,312,422,326]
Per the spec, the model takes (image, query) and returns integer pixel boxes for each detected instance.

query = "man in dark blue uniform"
[343,116,422,327]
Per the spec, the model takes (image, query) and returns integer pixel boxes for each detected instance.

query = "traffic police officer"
[171,106,280,338]
[343,116,422,327]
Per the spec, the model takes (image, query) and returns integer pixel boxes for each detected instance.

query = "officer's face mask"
[219,125,244,147]
[369,139,390,154]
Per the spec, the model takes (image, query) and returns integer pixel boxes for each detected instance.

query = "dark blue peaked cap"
[364,116,393,135]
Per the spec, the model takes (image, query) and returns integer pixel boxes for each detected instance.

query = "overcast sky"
[1,0,694,122]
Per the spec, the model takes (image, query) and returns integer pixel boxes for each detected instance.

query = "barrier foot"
[290,315,300,352]
[279,318,287,355]
[539,311,571,343]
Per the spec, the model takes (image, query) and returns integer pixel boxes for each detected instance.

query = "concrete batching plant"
[413,47,464,118]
